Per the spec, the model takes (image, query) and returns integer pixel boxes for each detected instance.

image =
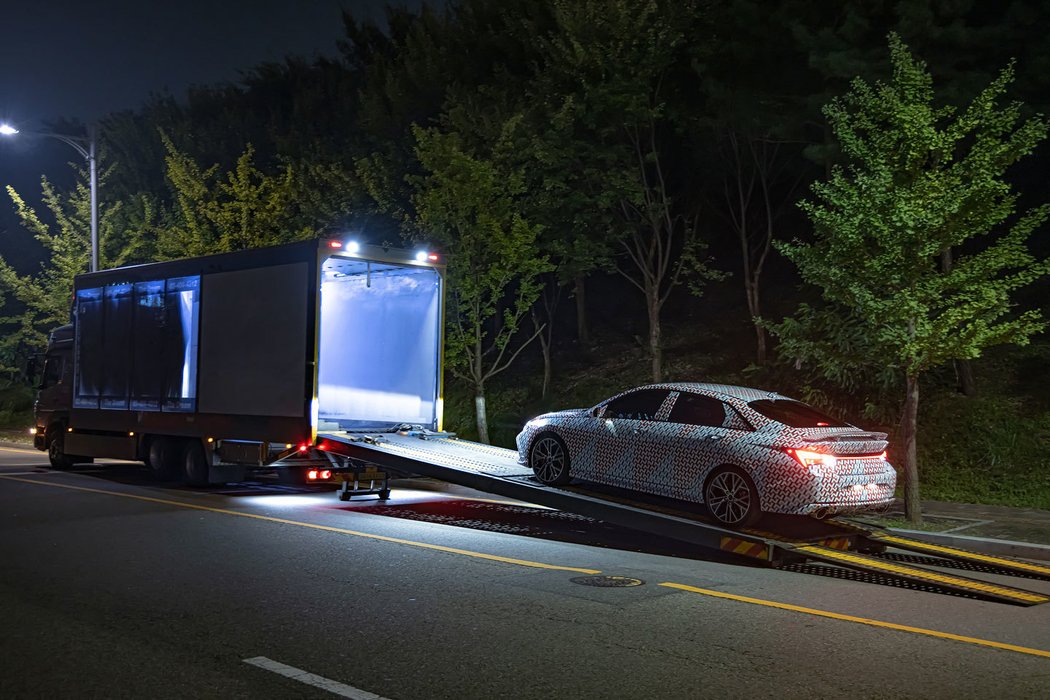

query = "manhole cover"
[570,575,645,588]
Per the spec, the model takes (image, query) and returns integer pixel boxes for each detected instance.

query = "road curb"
[886,527,1050,562]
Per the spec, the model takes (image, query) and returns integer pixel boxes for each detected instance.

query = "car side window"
[667,392,726,428]
[604,389,670,421]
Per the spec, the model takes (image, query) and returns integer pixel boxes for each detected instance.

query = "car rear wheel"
[530,433,571,486]
[704,466,760,527]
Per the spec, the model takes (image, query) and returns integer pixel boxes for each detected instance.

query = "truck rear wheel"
[182,440,211,487]
[146,438,180,481]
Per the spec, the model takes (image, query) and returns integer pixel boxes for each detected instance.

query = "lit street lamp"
[0,122,99,272]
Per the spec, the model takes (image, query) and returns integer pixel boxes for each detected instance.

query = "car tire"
[182,440,211,487]
[704,466,761,528]
[146,437,180,481]
[529,433,571,486]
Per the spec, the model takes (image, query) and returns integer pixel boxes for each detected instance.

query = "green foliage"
[155,133,355,258]
[0,176,92,370]
[775,34,1049,381]
[410,123,553,390]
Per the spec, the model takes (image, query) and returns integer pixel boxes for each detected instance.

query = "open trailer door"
[315,245,445,434]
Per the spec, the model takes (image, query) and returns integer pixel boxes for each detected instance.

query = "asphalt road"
[1,443,1049,699]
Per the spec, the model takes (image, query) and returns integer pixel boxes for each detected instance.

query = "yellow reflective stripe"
[661,582,1050,660]
[797,545,1048,603]
[877,534,1050,576]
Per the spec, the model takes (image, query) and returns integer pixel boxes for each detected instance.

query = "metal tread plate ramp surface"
[318,431,1050,606]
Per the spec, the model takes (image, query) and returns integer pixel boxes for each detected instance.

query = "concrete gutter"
[887,527,1050,562]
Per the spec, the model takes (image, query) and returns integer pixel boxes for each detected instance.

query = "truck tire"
[47,428,77,470]
[47,425,92,470]
[182,440,211,487]
[146,438,180,481]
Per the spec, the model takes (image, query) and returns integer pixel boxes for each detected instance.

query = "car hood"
[527,408,588,425]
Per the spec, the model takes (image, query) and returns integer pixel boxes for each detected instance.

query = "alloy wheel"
[532,436,566,484]
[706,470,753,525]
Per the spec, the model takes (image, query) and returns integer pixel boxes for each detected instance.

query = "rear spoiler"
[803,431,887,443]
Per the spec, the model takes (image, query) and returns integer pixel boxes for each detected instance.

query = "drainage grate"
[570,575,645,588]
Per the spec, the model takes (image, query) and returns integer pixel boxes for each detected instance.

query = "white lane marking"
[243,657,392,699]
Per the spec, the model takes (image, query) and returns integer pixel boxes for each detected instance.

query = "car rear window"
[747,399,851,428]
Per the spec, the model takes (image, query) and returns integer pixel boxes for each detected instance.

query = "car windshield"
[747,399,851,428]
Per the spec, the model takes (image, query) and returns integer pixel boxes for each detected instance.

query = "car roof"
[633,382,786,402]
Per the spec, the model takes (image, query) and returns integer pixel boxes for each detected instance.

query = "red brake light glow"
[427,253,439,261]
[307,469,318,480]
[785,447,837,469]
[298,443,310,453]
[327,240,343,249]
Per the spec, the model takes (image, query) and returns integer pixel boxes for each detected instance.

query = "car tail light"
[307,469,318,480]
[298,443,310,453]
[320,470,332,480]
[785,447,837,469]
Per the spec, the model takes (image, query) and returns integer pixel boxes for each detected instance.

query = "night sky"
[0,0,416,266]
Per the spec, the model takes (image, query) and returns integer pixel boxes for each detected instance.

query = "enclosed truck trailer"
[32,239,445,485]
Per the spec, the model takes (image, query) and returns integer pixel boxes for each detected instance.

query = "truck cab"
[32,324,88,467]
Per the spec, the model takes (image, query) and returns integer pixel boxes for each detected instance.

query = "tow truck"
[31,238,1050,604]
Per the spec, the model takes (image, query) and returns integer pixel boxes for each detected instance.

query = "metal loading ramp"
[318,430,781,558]
[318,431,1050,605]
[833,523,1050,581]
[786,544,1050,606]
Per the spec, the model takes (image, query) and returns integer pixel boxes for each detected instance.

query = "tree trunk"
[475,390,490,445]
[955,359,977,397]
[754,320,767,366]
[647,285,662,382]
[940,247,977,397]
[902,374,922,524]
[541,339,552,399]
[745,283,766,366]
[574,275,589,345]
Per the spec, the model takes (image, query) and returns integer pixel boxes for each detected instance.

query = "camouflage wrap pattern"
[516,383,896,516]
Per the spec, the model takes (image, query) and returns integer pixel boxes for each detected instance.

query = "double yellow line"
[2,473,1049,661]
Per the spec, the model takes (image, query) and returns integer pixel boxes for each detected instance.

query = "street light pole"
[0,123,100,272]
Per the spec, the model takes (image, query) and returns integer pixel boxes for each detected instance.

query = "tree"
[411,124,553,443]
[774,35,1049,523]
[153,133,354,258]
[0,146,160,371]
[542,0,720,382]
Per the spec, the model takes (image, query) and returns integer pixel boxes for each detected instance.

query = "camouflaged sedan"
[516,383,897,527]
